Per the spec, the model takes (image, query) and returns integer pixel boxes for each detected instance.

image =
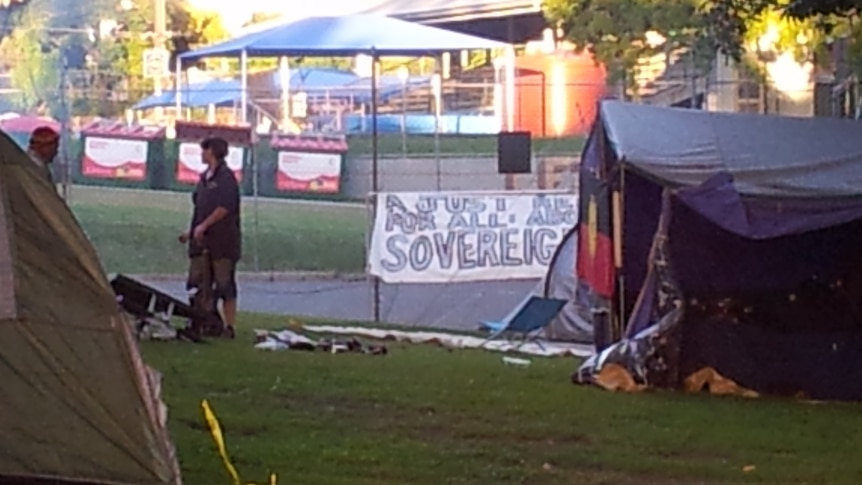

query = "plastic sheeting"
[601,100,862,199]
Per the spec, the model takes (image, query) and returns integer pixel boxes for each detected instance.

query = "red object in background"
[509,52,607,137]
[0,115,61,135]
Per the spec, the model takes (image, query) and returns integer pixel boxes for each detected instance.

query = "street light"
[397,65,409,158]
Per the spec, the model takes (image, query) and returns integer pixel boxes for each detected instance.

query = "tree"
[543,0,774,95]
[782,0,862,80]
[785,0,862,19]
[0,0,229,116]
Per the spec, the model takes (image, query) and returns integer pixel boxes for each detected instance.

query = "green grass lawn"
[69,185,367,275]
[144,313,862,485]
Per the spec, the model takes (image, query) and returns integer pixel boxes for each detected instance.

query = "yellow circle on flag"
[587,195,598,259]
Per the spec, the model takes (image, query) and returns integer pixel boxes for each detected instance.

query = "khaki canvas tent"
[0,130,181,484]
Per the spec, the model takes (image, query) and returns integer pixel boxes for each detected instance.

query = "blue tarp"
[134,78,240,110]
[274,67,359,90]
[180,15,507,60]
[135,68,364,109]
[136,68,434,108]
[340,113,497,134]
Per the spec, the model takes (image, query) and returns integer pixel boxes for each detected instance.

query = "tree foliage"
[0,0,228,116]
[785,0,862,19]
[782,0,862,79]
[543,0,774,88]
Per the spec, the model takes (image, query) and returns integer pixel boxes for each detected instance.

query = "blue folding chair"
[479,296,568,351]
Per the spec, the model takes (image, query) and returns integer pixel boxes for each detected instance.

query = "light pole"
[153,0,166,120]
[122,0,167,120]
[397,65,408,158]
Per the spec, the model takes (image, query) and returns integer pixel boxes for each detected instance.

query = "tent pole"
[432,73,442,190]
[371,50,381,323]
[613,167,626,339]
[251,135,260,272]
[240,50,248,125]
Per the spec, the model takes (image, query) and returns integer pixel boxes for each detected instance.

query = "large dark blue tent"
[575,100,862,401]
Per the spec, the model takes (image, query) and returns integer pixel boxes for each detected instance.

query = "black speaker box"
[497,131,532,174]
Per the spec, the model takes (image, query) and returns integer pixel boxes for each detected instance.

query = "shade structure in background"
[177,13,511,192]
[179,15,509,60]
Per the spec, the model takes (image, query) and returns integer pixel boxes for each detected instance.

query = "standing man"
[179,136,241,338]
[27,126,60,184]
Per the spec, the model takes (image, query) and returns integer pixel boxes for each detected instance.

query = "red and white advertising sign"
[176,142,244,184]
[276,151,341,193]
[82,136,148,180]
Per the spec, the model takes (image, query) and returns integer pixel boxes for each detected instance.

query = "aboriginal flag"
[576,133,615,298]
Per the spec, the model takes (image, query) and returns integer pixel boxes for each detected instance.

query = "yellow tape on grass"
[202,399,278,485]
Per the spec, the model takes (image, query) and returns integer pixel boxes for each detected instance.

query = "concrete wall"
[341,154,579,198]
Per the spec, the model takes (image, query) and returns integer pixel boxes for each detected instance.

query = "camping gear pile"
[254,328,388,355]
[0,130,181,483]
[573,100,862,401]
[111,273,229,343]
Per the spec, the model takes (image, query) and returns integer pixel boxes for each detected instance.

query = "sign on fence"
[82,136,148,180]
[176,142,244,183]
[369,191,577,283]
[276,151,342,193]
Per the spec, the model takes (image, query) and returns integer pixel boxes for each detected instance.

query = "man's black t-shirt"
[188,161,241,261]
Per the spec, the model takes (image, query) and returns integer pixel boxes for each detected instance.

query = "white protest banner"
[176,142,244,183]
[368,191,577,283]
[82,136,148,180]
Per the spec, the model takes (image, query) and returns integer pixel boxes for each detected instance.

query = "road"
[140,276,538,331]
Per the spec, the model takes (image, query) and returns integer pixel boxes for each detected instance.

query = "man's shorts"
[187,255,238,301]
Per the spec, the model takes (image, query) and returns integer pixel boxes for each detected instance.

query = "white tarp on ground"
[369,191,577,283]
[253,326,592,357]
[300,325,593,357]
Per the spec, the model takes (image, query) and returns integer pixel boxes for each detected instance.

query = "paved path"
[140,277,537,331]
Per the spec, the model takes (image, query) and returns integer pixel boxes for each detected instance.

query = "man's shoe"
[224,325,236,339]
